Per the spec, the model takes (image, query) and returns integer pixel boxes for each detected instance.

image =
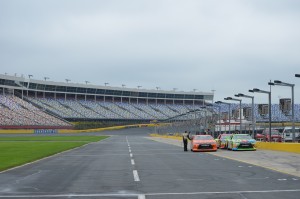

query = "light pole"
[225,97,242,133]
[104,82,109,86]
[156,87,160,90]
[235,93,255,138]
[214,103,222,135]
[215,101,231,134]
[269,80,295,142]
[28,75,33,79]
[44,77,49,81]
[250,88,272,141]
[85,81,89,84]
[137,86,142,89]
[122,84,126,88]
[66,79,71,83]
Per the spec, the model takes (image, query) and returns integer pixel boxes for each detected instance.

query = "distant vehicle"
[190,135,217,152]
[282,127,300,142]
[256,129,282,142]
[215,134,231,149]
[227,134,256,151]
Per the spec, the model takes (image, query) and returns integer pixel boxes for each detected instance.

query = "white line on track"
[138,195,146,199]
[133,170,140,181]
[1,189,300,198]
[130,153,133,157]
[131,159,135,165]
[129,149,132,153]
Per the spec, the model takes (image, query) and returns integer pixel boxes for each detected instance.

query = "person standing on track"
[182,131,191,151]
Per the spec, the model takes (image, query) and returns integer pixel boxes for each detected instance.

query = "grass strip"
[0,136,108,171]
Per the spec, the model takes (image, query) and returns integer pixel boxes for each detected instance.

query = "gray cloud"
[1,0,300,103]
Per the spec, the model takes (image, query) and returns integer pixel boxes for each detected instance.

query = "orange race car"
[190,135,218,152]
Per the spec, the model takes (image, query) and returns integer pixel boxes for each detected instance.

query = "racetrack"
[0,128,299,199]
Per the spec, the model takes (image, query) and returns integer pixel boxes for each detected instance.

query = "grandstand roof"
[0,74,213,101]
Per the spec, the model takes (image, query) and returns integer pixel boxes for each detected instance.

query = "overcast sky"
[1,0,300,103]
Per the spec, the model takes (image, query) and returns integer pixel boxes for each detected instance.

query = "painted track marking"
[133,170,140,181]
[1,189,300,198]
[131,159,135,165]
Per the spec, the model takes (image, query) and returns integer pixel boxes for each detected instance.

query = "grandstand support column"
[94,95,96,102]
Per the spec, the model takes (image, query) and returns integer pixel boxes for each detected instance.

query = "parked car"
[262,129,282,142]
[282,127,300,142]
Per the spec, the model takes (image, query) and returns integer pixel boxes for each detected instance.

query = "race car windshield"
[221,135,231,138]
[194,135,213,140]
[234,135,252,140]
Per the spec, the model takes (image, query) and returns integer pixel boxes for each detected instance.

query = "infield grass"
[0,136,108,171]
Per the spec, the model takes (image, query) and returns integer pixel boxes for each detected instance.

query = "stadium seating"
[0,94,71,127]
[2,94,300,128]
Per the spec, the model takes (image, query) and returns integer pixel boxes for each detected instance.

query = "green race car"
[227,134,256,151]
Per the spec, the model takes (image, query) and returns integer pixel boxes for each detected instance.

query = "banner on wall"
[34,129,58,134]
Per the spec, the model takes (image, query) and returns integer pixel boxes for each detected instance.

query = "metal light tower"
[225,97,242,133]
[250,88,272,141]
[215,101,231,134]
[269,80,295,142]
[214,103,222,135]
[235,93,255,138]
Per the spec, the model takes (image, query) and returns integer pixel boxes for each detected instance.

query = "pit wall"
[255,142,300,154]
[150,134,300,154]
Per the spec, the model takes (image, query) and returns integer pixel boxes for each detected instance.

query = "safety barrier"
[255,142,300,154]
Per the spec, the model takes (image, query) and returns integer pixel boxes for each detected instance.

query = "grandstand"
[0,74,212,129]
[1,74,300,130]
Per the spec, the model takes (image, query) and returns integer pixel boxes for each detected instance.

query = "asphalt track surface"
[0,128,300,199]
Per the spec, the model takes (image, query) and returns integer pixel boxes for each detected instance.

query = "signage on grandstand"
[232,109,240,119]
[279,98,291,115]
[258,104,269,116]
[34,129,58,134]
[243,107,252,119]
